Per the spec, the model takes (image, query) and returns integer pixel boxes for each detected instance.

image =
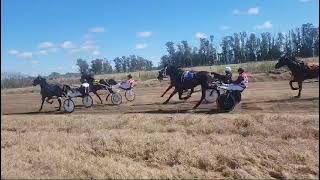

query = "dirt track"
[1,80,319,179]
[1,80,319,115]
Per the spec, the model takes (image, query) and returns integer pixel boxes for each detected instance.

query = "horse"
[158,65,216,109]
[275,55,319,98]
[80,73,117,104]
[157,67,195,98]
[32,76,64,111]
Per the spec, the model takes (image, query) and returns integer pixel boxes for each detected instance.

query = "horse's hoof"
[163,102,168,104]
[294,96,301,99]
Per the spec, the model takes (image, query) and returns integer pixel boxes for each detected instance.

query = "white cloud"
[220,26,231,31]
[256,21,273,30]
[38,50,48,55]
[137,31,152,37]
[92,50,101,56]
[232,9,241,15]
[89,27,105,33]
[299,0,312,2]
[38,42,55,49]
[47,48,58,53]
[70,48,82,53]
[31,60,39,64]
[135,43,148,49]
[195,32,207,39]
[83,40,95,45]
[61,41,76,49]
[247,7,259,15]
[17,52,33,59]
[8,49,19,55]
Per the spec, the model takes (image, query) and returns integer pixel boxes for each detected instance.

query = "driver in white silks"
[80,79,90,94]
[221,68,249,91]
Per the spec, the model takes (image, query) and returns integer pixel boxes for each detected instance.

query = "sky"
[1,0,319,76]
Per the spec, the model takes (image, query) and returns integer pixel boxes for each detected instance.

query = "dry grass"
[1,112,319,179]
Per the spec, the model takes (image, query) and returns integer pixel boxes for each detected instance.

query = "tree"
[76,59,89,74]
[113,57,122,73]
[103,59,113,74]
[260,32,270,60]
[90,59,103,74]
[314,28,319,56]
[246,33,258,61]
[48,72,61,79]
[301,23,315,57]
[232,33,241,63]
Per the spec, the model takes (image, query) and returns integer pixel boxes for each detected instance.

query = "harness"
[181,71,195,82]
[92,79,100,85]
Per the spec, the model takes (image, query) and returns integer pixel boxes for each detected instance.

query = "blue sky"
[1,0,319,76]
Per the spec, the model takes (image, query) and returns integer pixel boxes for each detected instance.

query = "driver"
[211,66,233,84]
[222,68,248,91]
[80,79,90,95]
[116,74,135,90]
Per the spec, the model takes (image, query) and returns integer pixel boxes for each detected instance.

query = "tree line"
[76,55,153,75]
[73,23,318,75]
[160,23,319,68]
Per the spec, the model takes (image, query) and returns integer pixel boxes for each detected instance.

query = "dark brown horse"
[157,68,195,98]
[32,76,64,111]
[275,56,319,98]
[158,65,216,109]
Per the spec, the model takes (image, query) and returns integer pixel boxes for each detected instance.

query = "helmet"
[225,66,232,73]
[238,68,244,73]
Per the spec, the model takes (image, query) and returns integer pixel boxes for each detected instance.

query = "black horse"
[157,68,195,98]
[32,76,64,111]
[275,55,319,98]
[80,73,117,104]
[158,65,216,109]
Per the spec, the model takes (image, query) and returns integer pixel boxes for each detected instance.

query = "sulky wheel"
[63,98,75,113]
[205,89,220,103]
[111,93,122,105]
[82,95,93,108]
[125,89,135,102]
[217,93,236,112]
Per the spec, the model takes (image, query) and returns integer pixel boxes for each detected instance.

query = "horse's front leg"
[57,97,62,111]
[295,81,302,98]
[193,88,206,109]
[46,97,53,104]
[163,89,178,104]
[39,97,45,112]
[161,84,173,97]
[289,80,299,90]
[93,90,103,104]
